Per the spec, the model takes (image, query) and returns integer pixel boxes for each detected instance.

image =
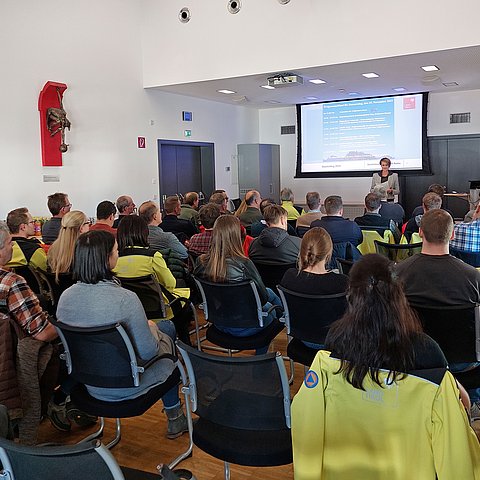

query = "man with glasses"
[41,193,72,244]
[5,208,47,271]
[113,195,136,228]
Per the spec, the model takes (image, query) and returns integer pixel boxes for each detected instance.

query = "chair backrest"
[119,275,166,319]
[51,320,142,388]
[411,304,480,363]
[38,270,75,306]
[193,277,265,328]
[277,286,347,344]
[450,247,480,268]
[330,242,362,270]
[374,240,422,263]
[358,229,394,255]
[252,261,296,294]
[0,438,124,480]
[177,341,291,430]
[336,258,354,276]
[9,266,41,295]
[410,232,422,244]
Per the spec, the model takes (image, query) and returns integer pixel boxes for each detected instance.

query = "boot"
[165,405,188,440]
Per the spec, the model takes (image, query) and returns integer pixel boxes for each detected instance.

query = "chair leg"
[76,416,105,445]
[224,461,230,480]
[105,418,122,449]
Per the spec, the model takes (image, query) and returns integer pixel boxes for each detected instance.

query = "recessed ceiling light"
[348,92,360,96]
[304,96,319,100]
[260,85,275,90]
[442,81,459,87]
[338,89,346,93]
[309,79,326,85]
[421,65,439,72]
[393,87,407,92]
[264,100,281,104]
[217,89,236,94]
[362,72,379,78]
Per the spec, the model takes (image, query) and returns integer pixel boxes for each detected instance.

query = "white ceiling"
[148,45,480,108]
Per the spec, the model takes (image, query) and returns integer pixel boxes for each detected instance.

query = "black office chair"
[411,304,480,390]
[10,266,42,294]
[192,277,284,354]
[252,261,296,294]
[31,269,75,315]
[374,240,422,263]
[119,275,198,346]
[336,258,354,275]
[277,285,348,367]
[450,247,480,268]
[50,319,193,469]
[177,341,292,480]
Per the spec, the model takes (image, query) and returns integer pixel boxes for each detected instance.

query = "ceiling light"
[362,72,379,78]
[305,96,319,100]
[260,85,275,90]
[309,79,326,85]
[264,100,281,104]
[348,92,360,96]
[421,65,439,72]
[393,87,407,92]
[217,89,236,94]
[442,81,459,87]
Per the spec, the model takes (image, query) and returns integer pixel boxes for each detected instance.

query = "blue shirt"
[450,219,480,252]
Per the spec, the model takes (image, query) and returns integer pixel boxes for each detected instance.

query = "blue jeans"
[450,362,480,403]
[218,288,282,355]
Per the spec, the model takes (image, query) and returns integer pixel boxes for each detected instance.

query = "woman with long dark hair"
[291,254,479,479]
[56,230,188,439]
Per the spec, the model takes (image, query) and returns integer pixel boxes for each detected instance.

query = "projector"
[267,73,304,88]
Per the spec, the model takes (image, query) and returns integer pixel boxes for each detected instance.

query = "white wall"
[142,0,480,87]
[259,90,480,204]
[0,1,256,219]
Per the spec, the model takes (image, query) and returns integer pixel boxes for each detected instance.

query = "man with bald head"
[238,190,263,226]
[113,195,136,228]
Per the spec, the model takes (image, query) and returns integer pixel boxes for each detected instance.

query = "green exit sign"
[184,129,192,137]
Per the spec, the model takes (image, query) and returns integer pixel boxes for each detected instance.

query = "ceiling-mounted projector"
[267,73,304,87]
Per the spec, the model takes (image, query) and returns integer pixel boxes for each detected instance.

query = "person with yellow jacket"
[5,208,47,271]
[113,215,191,343]
[292,254,480,480]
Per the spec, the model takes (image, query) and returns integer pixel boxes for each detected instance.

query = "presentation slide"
[298,93,425,175]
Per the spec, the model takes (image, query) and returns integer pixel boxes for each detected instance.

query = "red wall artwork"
[38,81,70,167]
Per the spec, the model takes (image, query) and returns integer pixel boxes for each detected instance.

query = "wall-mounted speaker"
[227,0,241,14]
[179,7,191,23]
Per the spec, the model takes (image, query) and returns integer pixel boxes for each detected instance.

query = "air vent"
[281,125,296,135]
[450,112,471,124]
[43,175,60,182]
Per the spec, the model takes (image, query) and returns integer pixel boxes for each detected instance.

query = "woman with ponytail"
[280,227,348,348]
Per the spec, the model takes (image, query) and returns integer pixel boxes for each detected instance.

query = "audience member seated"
[310,195,362,246]
[280,188,300,221]
[47,211,90,282]
[0,222,59,426]
[404,192,442,242]
[280,227,348,349]
[188,203,221,255]
[179,192,200,224]
[450,202,480,252]
[238,190,263,227]
[41,192,72,245]
[411,183,454,218]
[250,198,296,237]
[296,192,323,228]
[56,230,188,439]
[396,209,480,411]
[292,254,479,480]
[5,208,47,271]
[249,205,301,264]
[139,201,188,260]
[354,193,391,233]
[160,196,198,243]
[89,200,117,236]
[194,215,282,354]
[376,186,405,226]
[113,195,136,229]
[209,191,231,215]
[113,215,191,332]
